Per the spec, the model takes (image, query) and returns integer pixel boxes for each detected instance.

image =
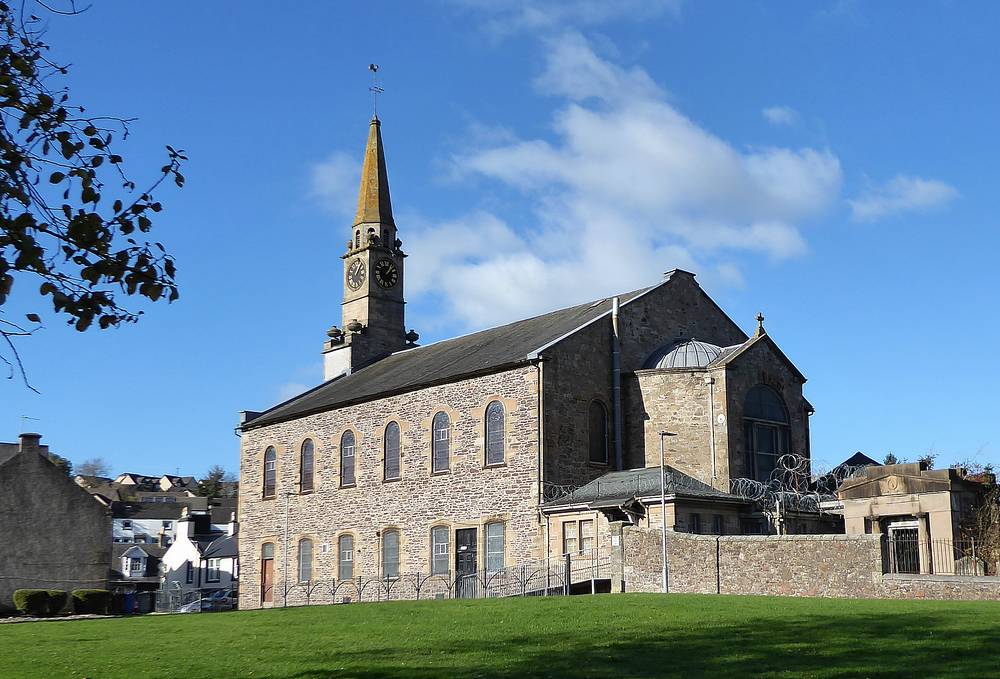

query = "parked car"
[178,589,236,613]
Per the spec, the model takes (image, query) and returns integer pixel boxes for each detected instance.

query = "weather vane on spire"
[368,63,384,118]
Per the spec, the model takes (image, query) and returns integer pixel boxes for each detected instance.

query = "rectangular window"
[712,515,724,535]
[486,522,504,572]
[338,535,354,581]
[185,561,194,584]
[580,519,595,554]
[207,558,222,583]
[121,520,132,531]
[128,557,143,575]
[382,531,400,579]
[431,527,450,575]
[562,521,578,556]
[162,520,172,531]
[690,513,702,534]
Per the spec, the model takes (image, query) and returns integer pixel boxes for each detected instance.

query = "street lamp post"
[659,431,673,594]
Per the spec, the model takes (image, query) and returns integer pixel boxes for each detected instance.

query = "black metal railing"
[885,535,997,576]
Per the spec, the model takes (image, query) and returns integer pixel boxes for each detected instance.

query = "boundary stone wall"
[620,526,1000,601]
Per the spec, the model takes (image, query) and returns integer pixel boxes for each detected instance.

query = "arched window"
[299,439,314,493]
[297,538,313,583]
[431,526,449,575]
[354,230,360,248]
[588,401,609,464]
[485,401,505,466]
[340,431,356,487]
[338,534,354,580]
[432,412,450,473]
[382,529,400,579]
[384,422,401,481]
[263,447,277,498]
[744,385,790,481]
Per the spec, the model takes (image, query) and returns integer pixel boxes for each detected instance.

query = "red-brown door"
[261,557,274,604]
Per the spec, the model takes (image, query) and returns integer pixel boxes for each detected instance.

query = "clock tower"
[322,116,414,379]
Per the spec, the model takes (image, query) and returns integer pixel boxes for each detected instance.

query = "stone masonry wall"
[238,365,540,610]
[543,272,748,490]
[621,526,1000,601]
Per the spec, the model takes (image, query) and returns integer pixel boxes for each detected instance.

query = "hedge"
[71,589,111,614]
[12,589,50,616]
[46,590,68,615]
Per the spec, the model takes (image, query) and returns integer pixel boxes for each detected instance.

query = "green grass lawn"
[2,593,999,678]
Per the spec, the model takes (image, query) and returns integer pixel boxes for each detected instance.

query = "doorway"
[888,521,920,574]
[261,544,275,604]
[455,528,478,598]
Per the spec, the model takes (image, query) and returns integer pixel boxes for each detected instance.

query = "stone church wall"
[722,339,811,480]
[541,272,748,492]
[238,365,541,610]
[620,526,1000,601]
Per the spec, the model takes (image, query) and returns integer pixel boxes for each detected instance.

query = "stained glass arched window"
[485,401,505,466]
[432,412,450,473]
[300,439,314,493]
[340,431,356,486]
[263,446,276,498]
[384,422,401,480]
[588,401,609,464]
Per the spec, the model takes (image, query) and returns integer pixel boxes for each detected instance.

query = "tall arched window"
[384,422,401,481]
[744,385,790,481]
[382,529,400,579]
[354,230,360,248]
[263,447,277,498]
[588,401,609,464]
[338,534,354,580]
[340,431,356,487]
[299,439,314,493]
[432,412,450,473]
[485,401,505,466]
[297,538,313,583]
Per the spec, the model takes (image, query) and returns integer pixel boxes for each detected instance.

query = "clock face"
[374,257,399,289]
[346,258,366,290]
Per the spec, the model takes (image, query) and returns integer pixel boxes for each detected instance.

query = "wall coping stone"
[883,573,1000,585]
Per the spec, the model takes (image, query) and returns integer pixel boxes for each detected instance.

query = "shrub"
[46,590,68,615]
[12,589,50,616]
[71,589,111,615]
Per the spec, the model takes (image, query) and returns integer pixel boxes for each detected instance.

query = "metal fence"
[269,548,613,607]
[885,535,998,576]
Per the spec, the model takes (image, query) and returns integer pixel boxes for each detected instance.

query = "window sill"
[431,470,451,477]
[484,462,507,469]
[339,483,357,489]
[261,495,276,501]
[299,489,314,495]
[383,477,401,484]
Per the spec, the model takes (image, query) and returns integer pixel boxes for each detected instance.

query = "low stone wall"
[620,526,1000,601]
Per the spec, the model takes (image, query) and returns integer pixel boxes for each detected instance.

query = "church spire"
[353,117,394,228]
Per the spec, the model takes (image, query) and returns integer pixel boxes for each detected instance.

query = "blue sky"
[2,1,998,477]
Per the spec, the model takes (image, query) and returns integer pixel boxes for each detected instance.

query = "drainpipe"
[705,376,717,482]
[611,297,624,471]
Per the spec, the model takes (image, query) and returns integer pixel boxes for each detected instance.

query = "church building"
[237,115,815,609]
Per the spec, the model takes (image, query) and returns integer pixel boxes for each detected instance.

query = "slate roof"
[244,284,660,429]
[113,543,168,560]
[202,535,238,559]
[543,465,745,510]
[0,443,19,467]
[112,502,189,520]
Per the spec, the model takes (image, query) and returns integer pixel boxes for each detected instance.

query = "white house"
[161,508,238,603]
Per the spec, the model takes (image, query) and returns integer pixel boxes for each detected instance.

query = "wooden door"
[261,557,274,604]
[455,528,478,598]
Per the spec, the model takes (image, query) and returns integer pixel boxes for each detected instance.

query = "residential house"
[161,509,239,606]
[0,433,110,611]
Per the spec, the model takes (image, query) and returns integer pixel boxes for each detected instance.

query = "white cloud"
[309,152,359,217]
[450,0,683,38]
[762,106,800,127]
[407,34,840,327]
[849,175,958,221]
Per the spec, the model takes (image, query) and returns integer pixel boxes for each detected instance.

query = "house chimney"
[19,432,41,452]
[227,512,238,537]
